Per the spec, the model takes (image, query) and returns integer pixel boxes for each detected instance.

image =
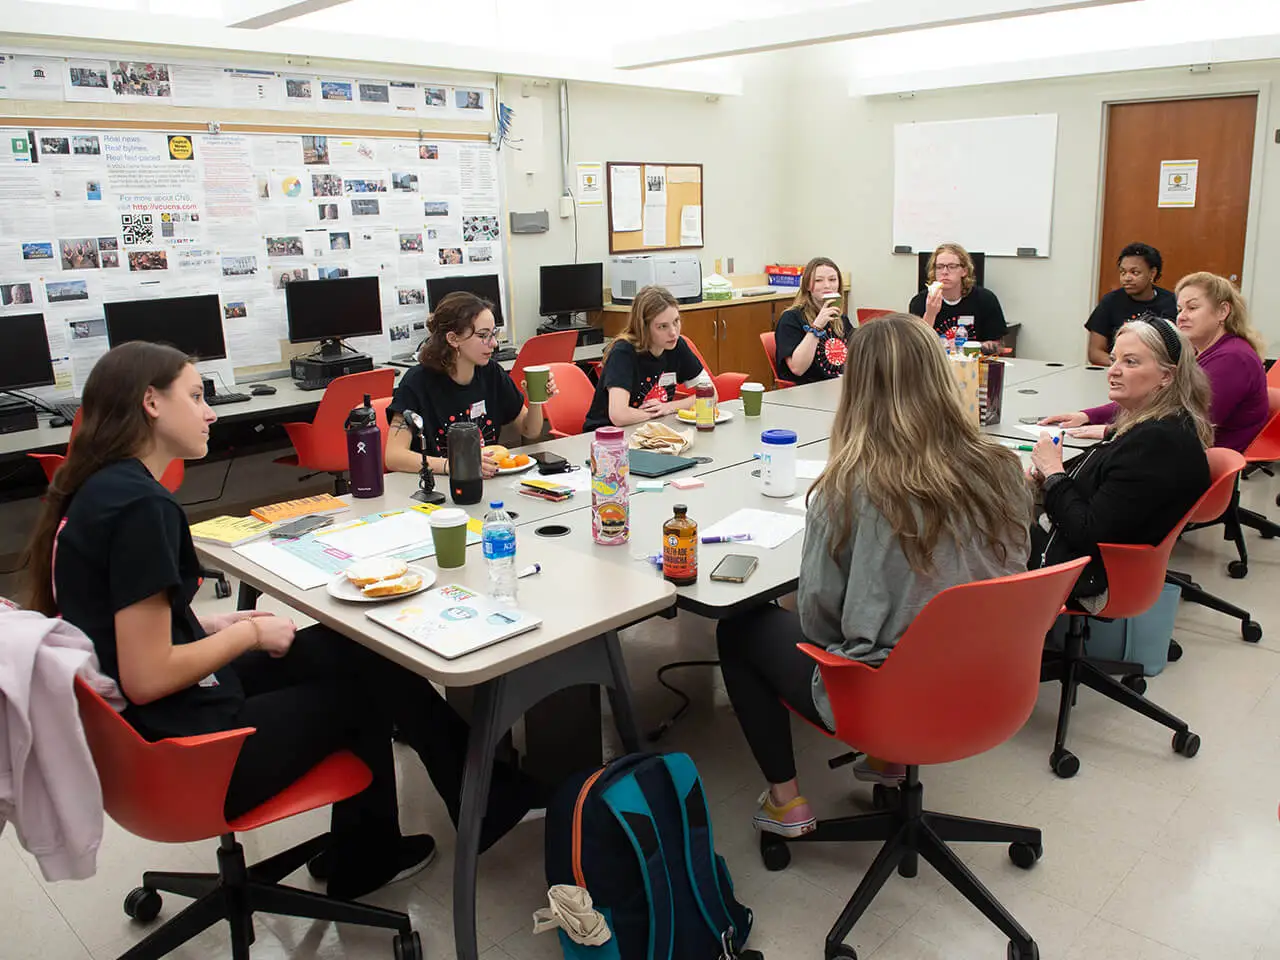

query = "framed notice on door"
[1158,159,1199,208]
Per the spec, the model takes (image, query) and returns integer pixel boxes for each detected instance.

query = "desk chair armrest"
[797,643,878,672]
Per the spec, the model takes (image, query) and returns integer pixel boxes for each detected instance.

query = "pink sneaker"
[752,792,817,838]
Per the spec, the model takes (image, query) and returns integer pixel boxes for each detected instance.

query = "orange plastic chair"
[73,676,421,959]
[541,362,595,438]
[759,331,795,390]
[30,409,184,492]
[1040,454,1237,778]
[856,308,892,325]
[276,369,395,493]
[1266,362,1280,390]
[674,336,747,402]
[759,558,1089,960]
[509,330,579,400]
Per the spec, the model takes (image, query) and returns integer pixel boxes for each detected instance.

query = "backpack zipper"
[572,766,608,888]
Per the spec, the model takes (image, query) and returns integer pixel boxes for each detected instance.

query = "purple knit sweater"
[1083,333,1268,453]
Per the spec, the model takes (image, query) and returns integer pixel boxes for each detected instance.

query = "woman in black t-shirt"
[907,242,1007,351]
[582,285,715,431]
[773,257,852,384]
[22,342,539,901]
[386,292,557,477]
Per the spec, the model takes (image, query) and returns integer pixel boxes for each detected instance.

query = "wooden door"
[718,301,777,387]
[679,311,720,373]
[1098,95,1257,300]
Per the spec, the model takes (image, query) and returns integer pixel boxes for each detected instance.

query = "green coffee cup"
[524,365,550,404]
[741,382,765,417]
[429,507,470,568]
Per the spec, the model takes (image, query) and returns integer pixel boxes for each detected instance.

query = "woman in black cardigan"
[1027,316,1211,609]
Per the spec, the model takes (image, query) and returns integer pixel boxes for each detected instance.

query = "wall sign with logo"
[1158,159,1199,208]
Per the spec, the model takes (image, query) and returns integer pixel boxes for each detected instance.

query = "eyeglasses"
[472,329,499,343]
[934,263,964,273]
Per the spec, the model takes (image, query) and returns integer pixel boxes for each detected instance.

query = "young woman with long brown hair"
[717,315,1030,837]
[386,291,556,477]
[773,256,852,384]
[582,284,715,431]
[24,341,540,900]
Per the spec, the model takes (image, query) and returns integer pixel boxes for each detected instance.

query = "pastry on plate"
[345,557,409,586]
[361,572,423,598]
[482,444,510,461]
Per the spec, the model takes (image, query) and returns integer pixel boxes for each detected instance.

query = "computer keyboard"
[295,378,333,392]
[493,346,518,362]
[206,392,251,406]
[50,400,80,421]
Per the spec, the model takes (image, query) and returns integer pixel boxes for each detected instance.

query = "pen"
[1014,444,1034,452]
[702,534,752,544]
[517,563,541,579]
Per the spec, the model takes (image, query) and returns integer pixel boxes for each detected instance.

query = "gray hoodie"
[799,488,1029,730]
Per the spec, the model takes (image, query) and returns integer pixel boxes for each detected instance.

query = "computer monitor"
[285,276,383,355]
[103,294,227,361]
[425,274,504,331]
[0,313,55,391]
[917,250,986,292]
[539,262,604,326]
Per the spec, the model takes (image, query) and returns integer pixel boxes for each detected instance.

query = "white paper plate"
[677,409,734,425]
[326,564,436,603]
[496,459,536,475]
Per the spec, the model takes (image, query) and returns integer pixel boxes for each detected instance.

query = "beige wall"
[777,55,1280,362]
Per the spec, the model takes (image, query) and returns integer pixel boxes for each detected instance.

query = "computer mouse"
[250,384,277,396]
[51,416,70,428]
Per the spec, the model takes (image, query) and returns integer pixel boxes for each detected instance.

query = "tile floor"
[8,477,1280,959]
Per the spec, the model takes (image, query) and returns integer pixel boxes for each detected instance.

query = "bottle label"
[592,442,630,544]
[695,394,714,426]
[663,532,697,581]
[482,530,516,560]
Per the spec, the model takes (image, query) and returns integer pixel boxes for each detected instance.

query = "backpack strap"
[662,753,750,952]
[601,763,676,960]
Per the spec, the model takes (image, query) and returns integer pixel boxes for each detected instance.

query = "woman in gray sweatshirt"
[717,315,1031,839]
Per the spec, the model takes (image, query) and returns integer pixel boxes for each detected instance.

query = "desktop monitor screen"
[917,250,985,291]
[0,313,55,391]
[539,262,604,318]
[103,294,227,361]
[425,274,504,329]
[285,275,383,344]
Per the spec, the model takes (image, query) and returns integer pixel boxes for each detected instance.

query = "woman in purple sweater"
[1042,273,1268,453]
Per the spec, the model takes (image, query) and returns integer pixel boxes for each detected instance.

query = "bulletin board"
[606,161,703,254]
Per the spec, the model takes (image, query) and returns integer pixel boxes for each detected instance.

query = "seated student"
[1042,274,1267,454]
[22,342,539,900]
[582,285,715,431]
[386,291,556,477]
[773,257,852,384]
[1028,318,1211,610]
[1084,242,1177,366]
[717,316,1030,837]
[907,242,1006,352]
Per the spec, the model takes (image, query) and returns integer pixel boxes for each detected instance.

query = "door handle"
[1230,274,1239,282]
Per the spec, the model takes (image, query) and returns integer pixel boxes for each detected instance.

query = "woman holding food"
[386,291,557,477]
[907,242,1007,353]
[23,341,544,902]
[773,257,852,384]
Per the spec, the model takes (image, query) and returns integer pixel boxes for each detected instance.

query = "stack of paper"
[701,508,805,550]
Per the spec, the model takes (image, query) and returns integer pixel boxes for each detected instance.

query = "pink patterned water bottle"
[591,426,629,545]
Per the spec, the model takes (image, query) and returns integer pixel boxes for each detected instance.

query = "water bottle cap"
[489,501,503,509]
[761,429,797,446]
[595,426,624,441]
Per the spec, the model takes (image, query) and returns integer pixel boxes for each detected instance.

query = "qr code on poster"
[121,214,154,246]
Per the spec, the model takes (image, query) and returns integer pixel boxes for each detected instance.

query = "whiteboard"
[893,114,1058,258]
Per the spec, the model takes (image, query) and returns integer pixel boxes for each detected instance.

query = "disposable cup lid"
[429,508,469,527]
[761,429,797,445]
[742,382,765,391]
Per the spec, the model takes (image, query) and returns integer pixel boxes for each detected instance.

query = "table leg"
[236,582,261,611]
[604,629,641,753]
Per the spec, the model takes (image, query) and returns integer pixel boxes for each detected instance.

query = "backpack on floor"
[1047,581,1180,676]
[544,752,759,960]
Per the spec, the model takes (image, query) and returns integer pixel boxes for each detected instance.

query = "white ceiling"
[7,0,1280,95]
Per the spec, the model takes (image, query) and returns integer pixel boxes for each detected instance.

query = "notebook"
[366,584,542,659]
[190,515,274,547]
[628,450,698,478]
[251,494,348,524]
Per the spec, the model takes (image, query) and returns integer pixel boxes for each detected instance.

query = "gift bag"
[979,358,1006,426]
[948,354,980,426]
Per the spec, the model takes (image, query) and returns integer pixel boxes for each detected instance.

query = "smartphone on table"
[710,554,759,584]
[531,451,571,475]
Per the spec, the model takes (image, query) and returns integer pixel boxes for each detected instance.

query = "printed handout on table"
[700,509,805,550]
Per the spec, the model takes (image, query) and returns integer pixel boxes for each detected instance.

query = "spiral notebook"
[366,584,542,659]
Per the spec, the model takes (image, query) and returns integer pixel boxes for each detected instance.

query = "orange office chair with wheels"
[759,332,795,390]
[30,409,185,491]
[855,308,892,325]
[674,336,748,402]
[276,369,395,494]
[759,558,1089,960]
[541,362,595,438]
[509,330,579,399]
[1038,453,1237,778]
[73,677,422,960]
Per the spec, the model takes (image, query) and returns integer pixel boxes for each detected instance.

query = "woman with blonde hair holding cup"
[773,257,852,384]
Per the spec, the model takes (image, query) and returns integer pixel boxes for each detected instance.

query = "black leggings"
[716,605,831,785]
[222,625,531,869]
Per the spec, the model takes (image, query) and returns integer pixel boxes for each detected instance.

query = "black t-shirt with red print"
[583,339,704,432]
[907,285,1007,343]
[774,307,851,384]
[389,360,525,458]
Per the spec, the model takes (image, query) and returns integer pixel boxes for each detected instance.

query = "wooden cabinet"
[678,311,719,378]
[715,301,776,388]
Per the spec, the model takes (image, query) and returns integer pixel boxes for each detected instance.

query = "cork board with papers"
[607,161,703,254]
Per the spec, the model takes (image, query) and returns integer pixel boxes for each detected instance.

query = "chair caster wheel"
[124,886,162,923]
[1243,621,1262,643]
[1167,639,1183,661]
[1008,841,1043,870]
[760,833,791,872]
[1008,940,1039,960]
[1173,730,1201,758]
[393,931,422,960]
[871,783,898,811]
[825,945,858,960]
[1050,749,1079,779]
[214,579,232,599]
[1228,560,1249,579]
[1121,674,1147,695]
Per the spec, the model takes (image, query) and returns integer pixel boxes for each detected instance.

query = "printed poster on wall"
[576,161,603,206]
[1158,159,1198,208]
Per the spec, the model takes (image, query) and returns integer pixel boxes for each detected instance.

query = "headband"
[1132,313,1182,364]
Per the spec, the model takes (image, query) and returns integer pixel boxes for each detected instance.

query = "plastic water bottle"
[954,325,968,353]
[482,501,517,604]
